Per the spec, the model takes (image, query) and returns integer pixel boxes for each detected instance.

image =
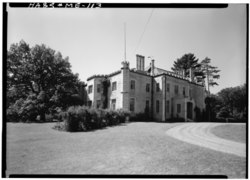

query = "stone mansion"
[86,55,205,122]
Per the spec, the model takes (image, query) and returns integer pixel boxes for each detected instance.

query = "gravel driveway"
[166,123,246,157]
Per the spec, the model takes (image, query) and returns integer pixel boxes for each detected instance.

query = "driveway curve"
[166,123,246,158]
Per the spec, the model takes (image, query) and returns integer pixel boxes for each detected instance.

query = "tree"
[204,94,222,122]
[217,84,246,121]
[171,53,203,78]
[200,57,220,95]
[7,40,85,122]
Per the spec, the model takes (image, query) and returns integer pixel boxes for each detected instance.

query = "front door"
[187,102,193,120]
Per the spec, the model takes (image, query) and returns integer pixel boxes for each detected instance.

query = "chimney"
[151,59,155,76]
[182,69,185,78]
[136,54,145,71]
[121,61,129,69]
[189,68,193,82]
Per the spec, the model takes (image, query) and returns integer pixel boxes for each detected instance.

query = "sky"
[7,4,247,94]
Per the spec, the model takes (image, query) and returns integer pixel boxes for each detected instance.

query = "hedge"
[53,106,131,132]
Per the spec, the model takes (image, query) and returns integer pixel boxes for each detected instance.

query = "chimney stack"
[151,59,155,76]
[136,54,145,71]
[121,61,129,69]
[189,68,193,82]
[182,69,185,78]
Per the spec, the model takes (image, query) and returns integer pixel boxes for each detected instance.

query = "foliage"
[171,54,220,90]
[166,117,185,122]
[100,78,110,109]
[200,57,220,94]
[54,106,131,132]
[217,84,246,121]
[7,40,86,122]
[171,53,202,78]
[203,84,246,122]
[130,112,151,122]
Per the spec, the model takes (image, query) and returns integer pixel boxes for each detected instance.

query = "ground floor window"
[145,100,150,112]
[177,104,181,113]
[88,100,92,107]
[156,100,160,113]
[111,99,116,110]
[96,100,101,108]
[166,100,170,113]
[130,98,135,112]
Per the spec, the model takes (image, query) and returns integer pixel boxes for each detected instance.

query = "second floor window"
[131,80,135,90]
[146,83,150,92]
[156,83,160,92]
[167,83,170,92]
[97,84,101,93]
[88,85,93,94]
[112,82,117,91]
[174,85,179,94]
[183,87,186,96]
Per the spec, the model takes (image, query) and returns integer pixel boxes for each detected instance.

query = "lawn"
[6,122,246,178]
[211,123,246,143]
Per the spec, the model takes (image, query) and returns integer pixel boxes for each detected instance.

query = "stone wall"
[153,74,205,121]
[107,72,123,109]
[129,71,152,114]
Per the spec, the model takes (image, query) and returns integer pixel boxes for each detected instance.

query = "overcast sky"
[7,4,246,94]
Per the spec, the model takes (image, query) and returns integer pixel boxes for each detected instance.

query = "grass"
[6,122,246,178]
[211,123,246,143]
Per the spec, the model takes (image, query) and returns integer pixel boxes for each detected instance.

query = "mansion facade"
[86,55,205,122]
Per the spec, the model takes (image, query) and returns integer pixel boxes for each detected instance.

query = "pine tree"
[200,57,220,95]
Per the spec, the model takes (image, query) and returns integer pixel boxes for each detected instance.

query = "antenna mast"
[124,22,126,61]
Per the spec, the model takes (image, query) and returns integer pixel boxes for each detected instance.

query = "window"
[189,89,192,98]
[97,84,101,93]
[183,87,186,96]
[130,98,135,112]
[166,100,170,113]
[87,100,92,107]
[156,83,160,92]
[112,82,117,91]
[96,100,101,108]
[131,80,135,90]
[174,85,179,94]
[177,104,181,113]
[167,83,170,92]
[88,85,93,94]
[111,99,116,110]
[145,100,150,112]
[146,83,150,92]
[156,100,160,113]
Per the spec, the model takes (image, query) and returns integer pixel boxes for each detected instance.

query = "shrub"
[166,117,185,122]
[130,112,151,122]
[63,106,87,132]
[54,106,131,132]
[116,109,130,123]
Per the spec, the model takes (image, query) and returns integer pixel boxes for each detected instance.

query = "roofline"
[129,70,151,77]
[154,73,204,87]
[87,70,121,81]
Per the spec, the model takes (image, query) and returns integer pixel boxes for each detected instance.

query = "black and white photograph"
[4,2,247,178]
